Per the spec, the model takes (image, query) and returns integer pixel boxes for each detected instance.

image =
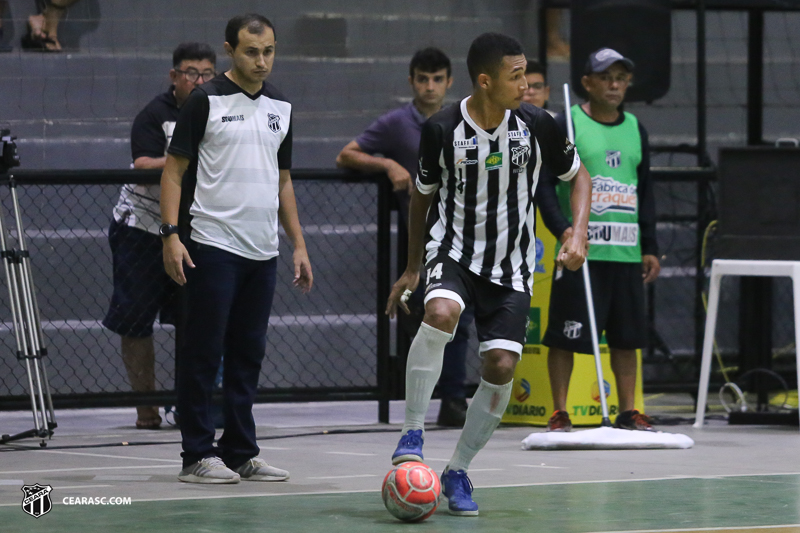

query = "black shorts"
[102,220,178,338]
[423,252,530,356]
[542,260,646,354]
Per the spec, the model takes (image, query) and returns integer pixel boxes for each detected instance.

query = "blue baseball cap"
[584,48,635,74]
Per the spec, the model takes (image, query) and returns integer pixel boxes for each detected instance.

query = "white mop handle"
[563,84,610,422]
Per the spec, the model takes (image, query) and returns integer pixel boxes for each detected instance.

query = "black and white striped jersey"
[417,97,580,294]
[169,74,292,260]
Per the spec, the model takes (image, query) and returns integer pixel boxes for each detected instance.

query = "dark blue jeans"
[177,241,277,469]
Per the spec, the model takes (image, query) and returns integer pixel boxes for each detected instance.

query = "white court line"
[39,450,183,463]
[0,479,24,485]
[259,446,291,451]
[422,458,449,462]
[307,474,378,480]
[0,464,177,475]
[466,468,504,472]
[591,525,800,533]
[513,464,567,469]
[0,470,795,507]
[50,484,113,490]
[324,451,376,457]
[52,471,800,505]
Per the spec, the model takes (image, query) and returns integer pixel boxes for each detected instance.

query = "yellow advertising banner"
[502,212,644,426]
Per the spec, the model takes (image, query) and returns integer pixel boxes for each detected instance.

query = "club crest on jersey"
[511,145,531,167]
[21,484,53,518]
[507,129,530,140]
[453,137,478,148]
[485,152,503,170]
[267,113,281,133]
[605,150,622,168]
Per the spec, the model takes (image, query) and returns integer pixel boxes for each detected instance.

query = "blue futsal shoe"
[391,429,423,465]
[440,468,479,516]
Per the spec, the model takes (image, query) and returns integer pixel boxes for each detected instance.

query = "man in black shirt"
[103,42,216,430]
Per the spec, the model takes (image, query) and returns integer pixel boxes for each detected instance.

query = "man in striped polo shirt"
[539,48,660,433]
[386,33,593,515]
[160,14,313,484]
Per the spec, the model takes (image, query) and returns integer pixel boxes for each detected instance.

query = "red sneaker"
[615,410,655,431]
[546,410,572,432]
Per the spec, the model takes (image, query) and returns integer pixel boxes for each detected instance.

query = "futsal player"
[160,13,313,484]
[386,32,593,515]
[538,48,660,432]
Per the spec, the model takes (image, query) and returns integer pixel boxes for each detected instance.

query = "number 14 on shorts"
[427,263,443,281]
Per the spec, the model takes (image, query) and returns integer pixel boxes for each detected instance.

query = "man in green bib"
[537,48,660,431]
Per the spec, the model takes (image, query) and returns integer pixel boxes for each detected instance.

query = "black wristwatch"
[159,223,179,238]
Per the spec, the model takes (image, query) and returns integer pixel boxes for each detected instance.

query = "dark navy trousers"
[177,241,277,469]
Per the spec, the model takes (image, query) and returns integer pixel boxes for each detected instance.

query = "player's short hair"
[467,33,525,85]
[525,59,547,83]
[172,42,216,68]
[409,47,452,78]
[225,13,275,50]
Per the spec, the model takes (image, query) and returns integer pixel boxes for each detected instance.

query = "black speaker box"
[718,147,800,260]
[570,0,671,103]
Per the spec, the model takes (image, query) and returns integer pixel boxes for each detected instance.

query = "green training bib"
[556,105,642,263]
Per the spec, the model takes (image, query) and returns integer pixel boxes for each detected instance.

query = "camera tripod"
[0,171,57,447]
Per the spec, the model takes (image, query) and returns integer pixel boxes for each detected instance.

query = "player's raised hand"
[293,248,313,293]
[386,270,420,319]
[557,230,588,271]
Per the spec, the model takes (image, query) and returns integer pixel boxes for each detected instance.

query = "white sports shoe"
[234,457,290,481]
[178,457,240,484]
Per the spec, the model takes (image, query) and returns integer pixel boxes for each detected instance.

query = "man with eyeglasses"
[103,42,216,430]
[522,60,552,114]
[537,48,660,432]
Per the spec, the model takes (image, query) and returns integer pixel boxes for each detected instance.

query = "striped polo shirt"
[417,97,580,293]
[168,74,292,260]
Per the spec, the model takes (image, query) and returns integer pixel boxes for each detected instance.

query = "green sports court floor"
[1,396,799,533]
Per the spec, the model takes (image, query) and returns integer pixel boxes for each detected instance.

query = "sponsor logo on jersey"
[453,137,478,148]
[511,145,531,167]
[564,139,575,155]
[484,152,503,170]
[425,282,442,294]
[563,320,582,340]
[267,113,281,133]
[591,176,638,215]
[605,150,622,168]
[455,158,478,166]
[418,158,428,178]
[221,115,245,123]
[21,484,53,518]
[507,129,530,140]
[587,222,639,246]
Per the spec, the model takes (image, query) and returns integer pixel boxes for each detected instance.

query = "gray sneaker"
[178,457,240,484]
[234,457,290,481]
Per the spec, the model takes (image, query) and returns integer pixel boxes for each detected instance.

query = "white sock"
[401,322,451,437]
[447,378,513,472]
